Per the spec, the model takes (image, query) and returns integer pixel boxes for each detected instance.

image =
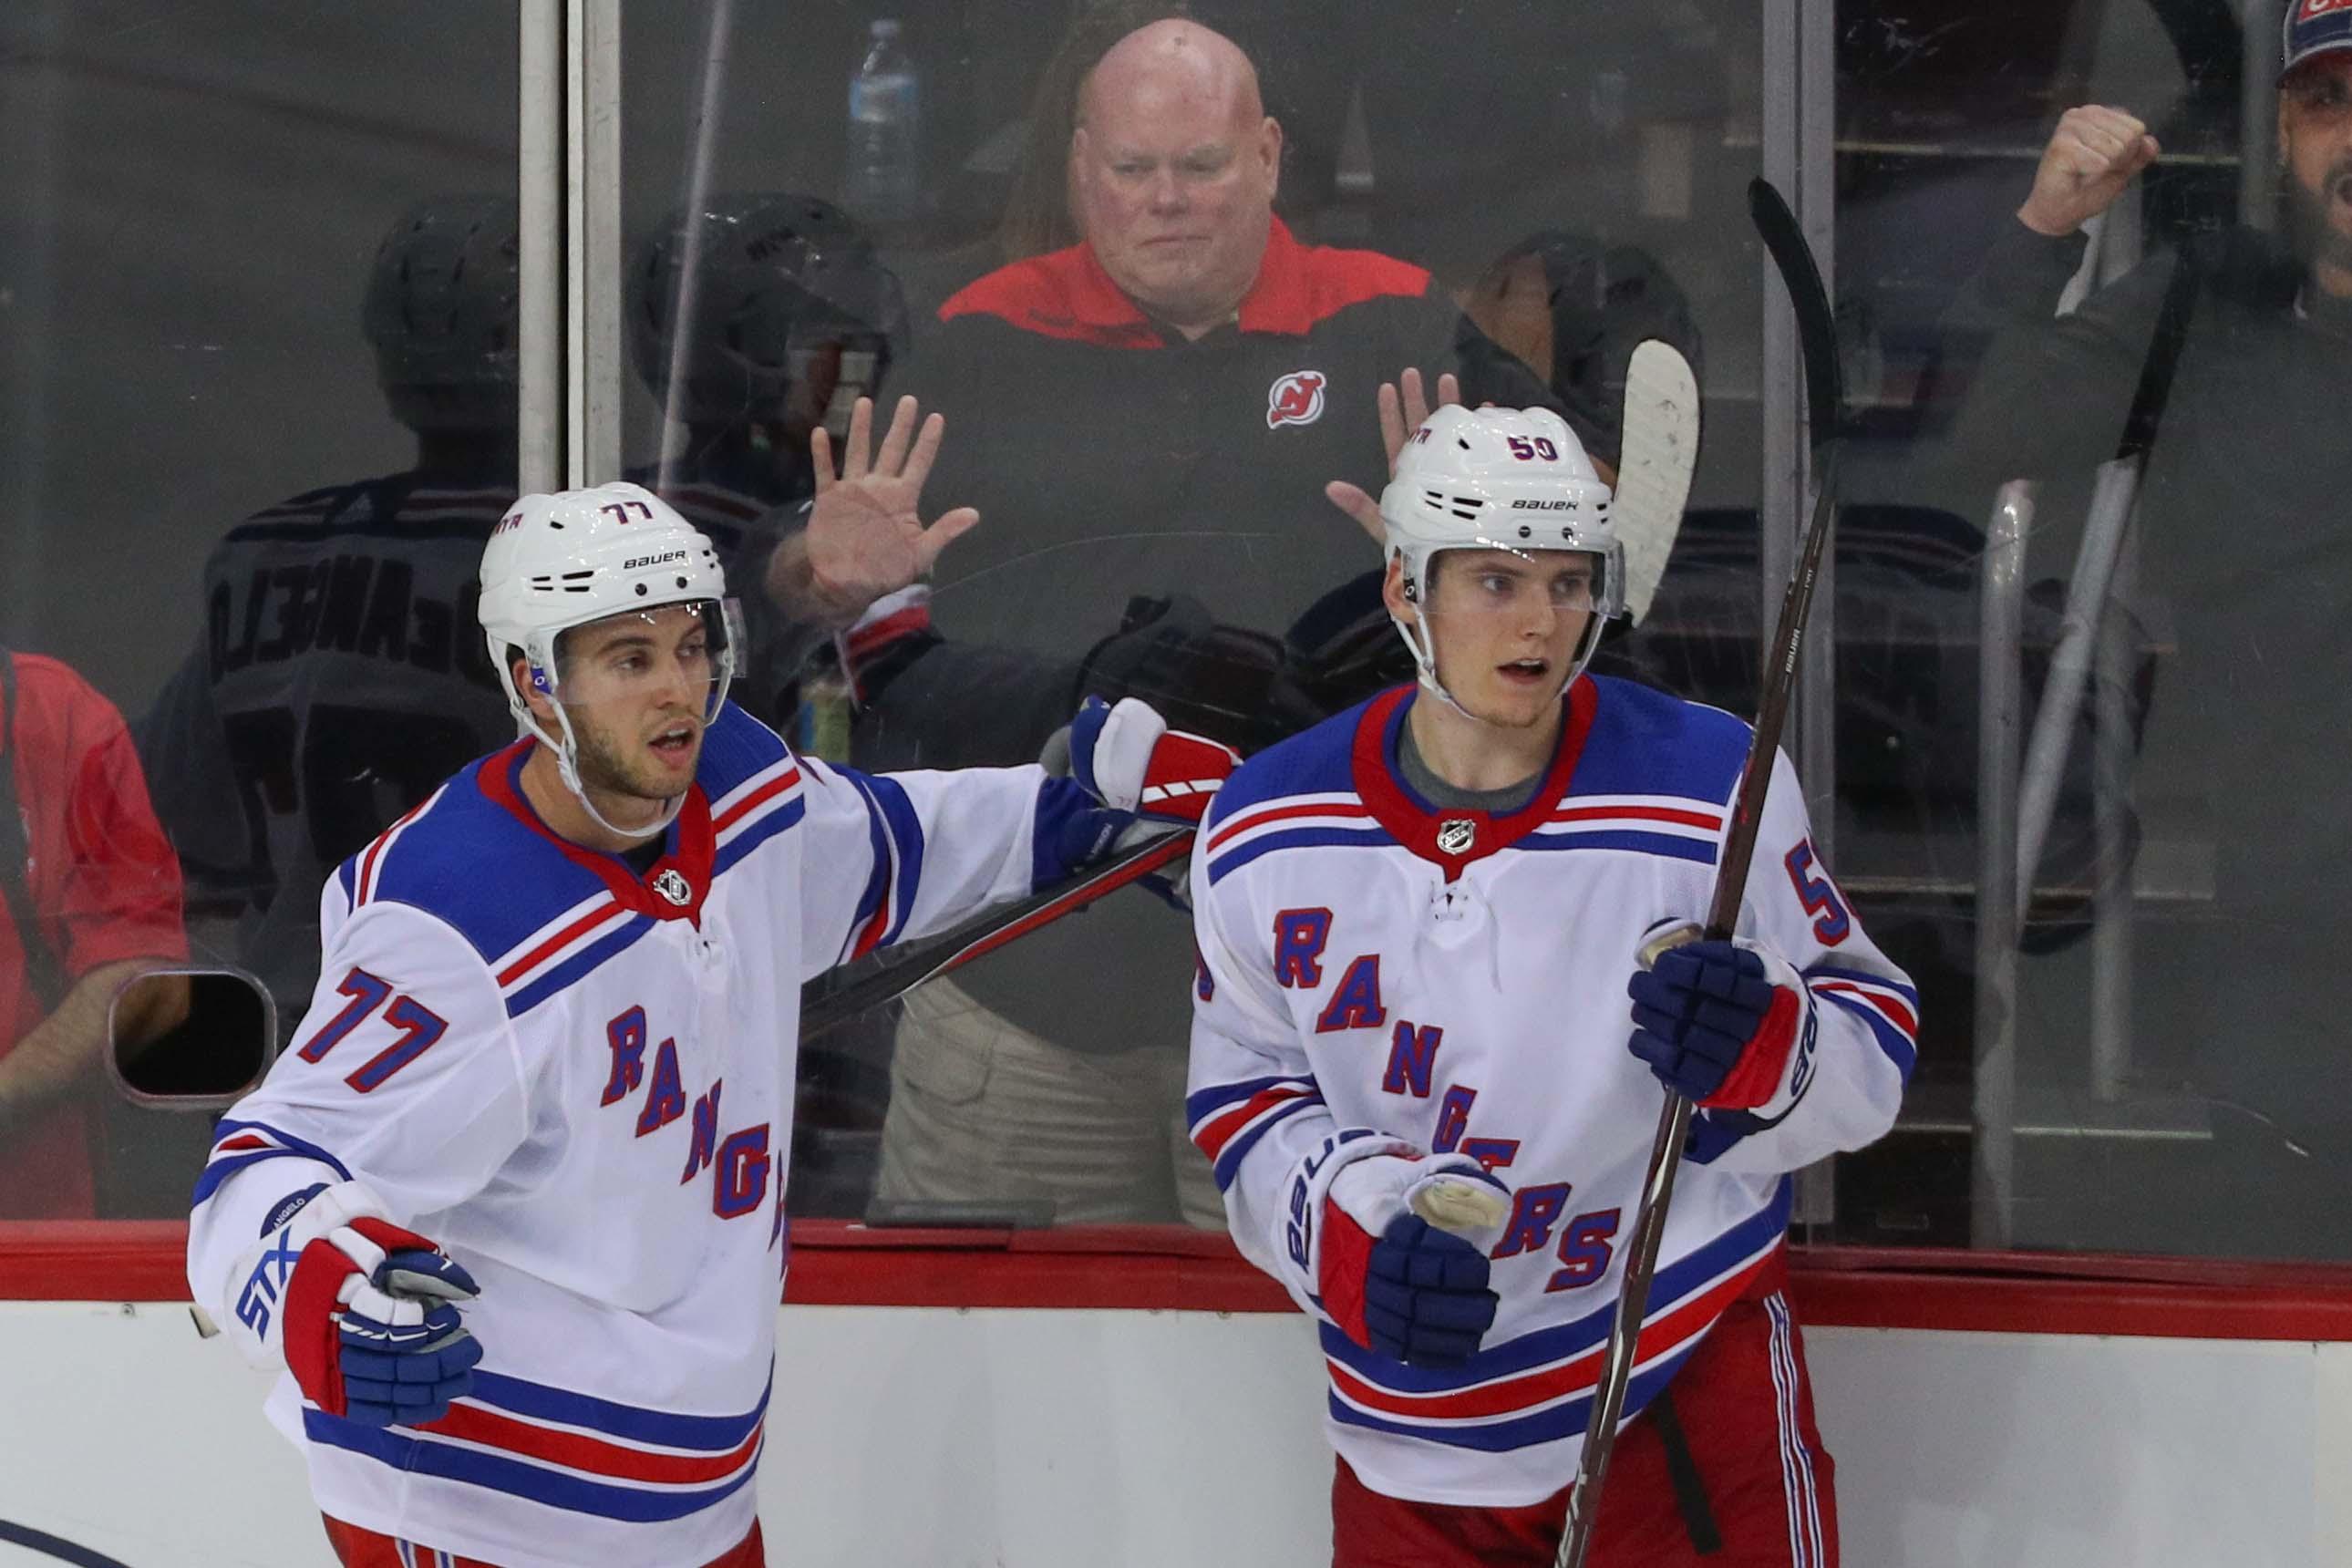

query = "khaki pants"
[875,976,1227,1229]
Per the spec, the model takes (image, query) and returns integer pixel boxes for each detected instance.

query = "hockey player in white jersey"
[1189,405,1917,1566]
[185,438,1233,1565]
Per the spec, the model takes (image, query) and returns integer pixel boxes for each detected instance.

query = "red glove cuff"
[283,1218,441,1418]
[1138,729,1240,825]
[1317,1198,1380,1349]
[1699,985,1803,1110]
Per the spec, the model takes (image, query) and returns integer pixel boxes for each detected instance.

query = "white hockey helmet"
[1379,405,1624,710]
[479,480,741,833]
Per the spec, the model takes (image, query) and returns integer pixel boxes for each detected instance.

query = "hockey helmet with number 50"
[1378,405,1624,708]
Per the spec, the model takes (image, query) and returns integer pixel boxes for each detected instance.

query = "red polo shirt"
[3,653,187,1217]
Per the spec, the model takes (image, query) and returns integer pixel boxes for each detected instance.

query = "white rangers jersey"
[1188,676,1918,1508]
[187,700,1105,1567]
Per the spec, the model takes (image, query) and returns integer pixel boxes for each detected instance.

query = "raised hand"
[1324,367,1461,544]
[775,395,981,626]
[2018,105,2161,238]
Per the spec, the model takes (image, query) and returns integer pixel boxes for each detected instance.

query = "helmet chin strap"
[530,702,686,845]
[1391,589,1603,727]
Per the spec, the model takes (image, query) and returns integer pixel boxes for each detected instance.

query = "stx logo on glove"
[236,1226,305,1341]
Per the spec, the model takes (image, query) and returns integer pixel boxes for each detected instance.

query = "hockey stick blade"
[1555,178,1845,1568]
[797,828,1193,1040]
[1614,339,1701,626]
[1748,177,1843,451]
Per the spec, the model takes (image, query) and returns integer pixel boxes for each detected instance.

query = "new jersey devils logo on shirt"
[653,868,693,906]
[1266,370,1327,429]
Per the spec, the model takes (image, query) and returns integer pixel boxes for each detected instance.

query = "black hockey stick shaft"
[1555,177,1842,1568]
[797,827,1192,1040]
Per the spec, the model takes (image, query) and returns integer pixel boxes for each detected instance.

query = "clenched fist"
[2019,105,2161,238]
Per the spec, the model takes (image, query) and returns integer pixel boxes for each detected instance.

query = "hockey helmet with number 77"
[478,480,744,834]
[1378,405,1624,710]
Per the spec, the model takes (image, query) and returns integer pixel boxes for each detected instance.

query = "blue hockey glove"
[282,1214,483,1427]
[1319,1155,1506,1367]
[1627,937,1818,1119]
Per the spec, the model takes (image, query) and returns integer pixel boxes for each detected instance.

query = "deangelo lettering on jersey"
[210,554,501,686]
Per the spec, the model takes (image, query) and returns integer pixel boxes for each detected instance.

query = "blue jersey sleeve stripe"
[207,1120,355,1179]
[837,768,927,950]
[864,773,926,947]
[191,1120,354,1210]
[1803,963,1921,1009]
[1028,778,1102,890]
[844,782,893,946]
[191,1148,317,1209]
[1211,1094,1326,1191]
[1183,1074,1317,1126]
[1819,989,1918,1080]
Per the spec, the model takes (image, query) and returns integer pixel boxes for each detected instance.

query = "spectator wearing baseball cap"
[1932,5,2352,1260]
[2284,0,2352,80]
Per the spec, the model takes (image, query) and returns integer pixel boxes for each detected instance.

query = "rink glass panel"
[0,5,520,1217]
[8,0,2324,1269]
[615,1,1771,1231]
[1826,0,2335,1261]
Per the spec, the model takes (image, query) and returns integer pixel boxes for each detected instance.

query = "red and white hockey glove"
[226,1181,483,1427]
[1626,935,1820,1122]
[1315,1150,1508,1368]
[1068,696,1239,827]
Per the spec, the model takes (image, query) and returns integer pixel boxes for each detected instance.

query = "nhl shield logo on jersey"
[1266,370,1327,429]
[1437,819,1478,856]
[653,867,694,906]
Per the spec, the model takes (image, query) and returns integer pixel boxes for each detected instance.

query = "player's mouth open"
[1498,658,1550,685]
[649,722,696,758]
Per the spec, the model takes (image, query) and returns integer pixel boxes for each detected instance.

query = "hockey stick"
[1613,340,1702,626]
[797,826,1192,1040]
[1552,178,1845,1568]
[2009,250,2201,918]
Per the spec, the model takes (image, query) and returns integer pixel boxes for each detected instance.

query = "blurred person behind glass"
[1938,9,2352,1257]
[624,191,913,726]
[2,645,189,1217]
[769,13,1566,1228]
[139,197,526,1038]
